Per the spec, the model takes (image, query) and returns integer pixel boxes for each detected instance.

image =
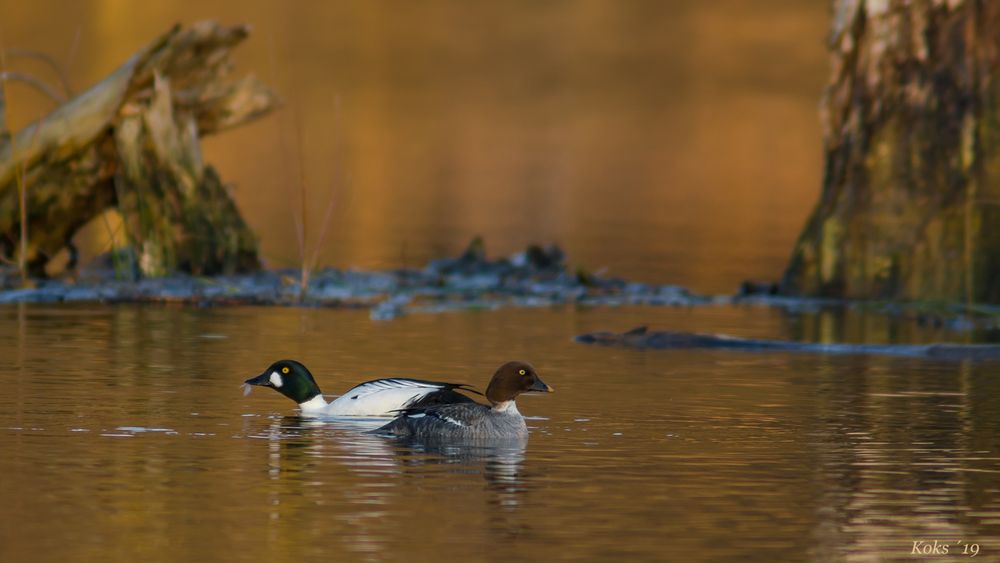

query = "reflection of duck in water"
[261,416,529,480]
[408,441,528,488]
[243,360,479,417]
[398,439,536,539]
[374,361,553,442]
[253,416,530,486]
[252,415,537,541]
[248,415,406,477]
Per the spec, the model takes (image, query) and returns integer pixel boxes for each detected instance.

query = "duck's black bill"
[529,377,555,393]
[244,372,273,387]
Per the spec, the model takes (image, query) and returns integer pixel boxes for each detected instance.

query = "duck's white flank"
[298,395,329,412]
[333,379,450,416]
[298,379,461,417]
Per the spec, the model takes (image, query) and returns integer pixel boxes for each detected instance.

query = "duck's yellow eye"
[281,367,290,374]
[518,369,526,376]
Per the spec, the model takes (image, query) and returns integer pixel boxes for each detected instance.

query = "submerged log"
[575,326,1000,361]
[0,21,277,277]
[781,2,1000,303]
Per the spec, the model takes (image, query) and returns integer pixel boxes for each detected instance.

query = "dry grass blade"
[306,95,345,277]
[3,47,73,96]
[0,71,65,104]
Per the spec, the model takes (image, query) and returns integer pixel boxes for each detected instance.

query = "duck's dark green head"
[244,360,323,405]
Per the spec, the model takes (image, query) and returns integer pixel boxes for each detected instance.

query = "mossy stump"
[781,1,1000,303]
[0,21,277,277]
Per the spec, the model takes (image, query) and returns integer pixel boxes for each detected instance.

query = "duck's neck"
[491,400,521,415]
[298,394,329,413]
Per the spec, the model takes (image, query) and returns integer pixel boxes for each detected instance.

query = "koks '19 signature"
[912,540,980,557]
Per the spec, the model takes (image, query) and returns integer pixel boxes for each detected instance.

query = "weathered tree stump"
[0,21,277,277]
[781,1,1000,303]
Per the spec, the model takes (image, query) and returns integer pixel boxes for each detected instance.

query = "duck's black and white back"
[375,361,553,441]
[243,360,478,417]
[325,378,476,416]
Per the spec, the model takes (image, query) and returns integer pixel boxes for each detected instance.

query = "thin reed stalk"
[268,34,342,302]
[4,48,73,97]
[0,34,27,285]
[305,96,345,278]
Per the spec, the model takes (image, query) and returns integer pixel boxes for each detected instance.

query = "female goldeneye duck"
[374,361,554,441]
[243,359,478,417]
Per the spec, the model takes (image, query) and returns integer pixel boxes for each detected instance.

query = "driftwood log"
[0,21,277,277]
[781,2,1000,303]
[576,326,1000,361]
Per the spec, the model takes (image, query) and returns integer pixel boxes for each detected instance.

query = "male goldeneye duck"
[374,361,554,441]
[243,360,478,417]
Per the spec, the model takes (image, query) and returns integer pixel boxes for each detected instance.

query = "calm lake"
[2,304,999,562]
[3,2,1000,561]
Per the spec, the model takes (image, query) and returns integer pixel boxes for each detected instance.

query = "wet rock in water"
[0,236,993,335]
[738,280,780,296]
[0,236,708,316]
[426,237,489,275]
[510,244,565,272]
[0,266,22,290]
[426,237,567,280]
[77,250,141,283]
[370,294,412,321]
[575,326,1000,361]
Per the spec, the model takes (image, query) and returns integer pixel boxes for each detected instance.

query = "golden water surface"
[1,0,826,293]
[6,4,998,562]
[2,304,1000,562]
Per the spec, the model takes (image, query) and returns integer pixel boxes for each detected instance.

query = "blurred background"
[0,0,827,294]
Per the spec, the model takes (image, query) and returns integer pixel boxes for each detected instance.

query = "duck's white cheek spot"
[269,372,284,388]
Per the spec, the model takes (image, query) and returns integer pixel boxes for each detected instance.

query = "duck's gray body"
[375,401,529,442]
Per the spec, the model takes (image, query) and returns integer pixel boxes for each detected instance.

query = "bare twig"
[307,95,344,274]
[0,30,28,285]
[0,71,66,104]
[14,115,45,282]
[266,32,302,259]
[3,48,73,96]
[292,107,309,299]
[267,31,311,300]
[16,159,26,282]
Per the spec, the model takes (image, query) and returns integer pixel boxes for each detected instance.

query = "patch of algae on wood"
[819,217,842,286]
[782,1,1000,304]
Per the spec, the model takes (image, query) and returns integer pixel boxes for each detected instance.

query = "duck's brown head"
[485,361,553,405]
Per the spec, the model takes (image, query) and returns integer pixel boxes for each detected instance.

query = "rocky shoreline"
[1,240,998,330]
[0,242,704,320]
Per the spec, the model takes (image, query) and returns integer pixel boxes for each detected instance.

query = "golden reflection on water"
[1,305,1000,561]
[1,1,826,293]
[7,4,998,560]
